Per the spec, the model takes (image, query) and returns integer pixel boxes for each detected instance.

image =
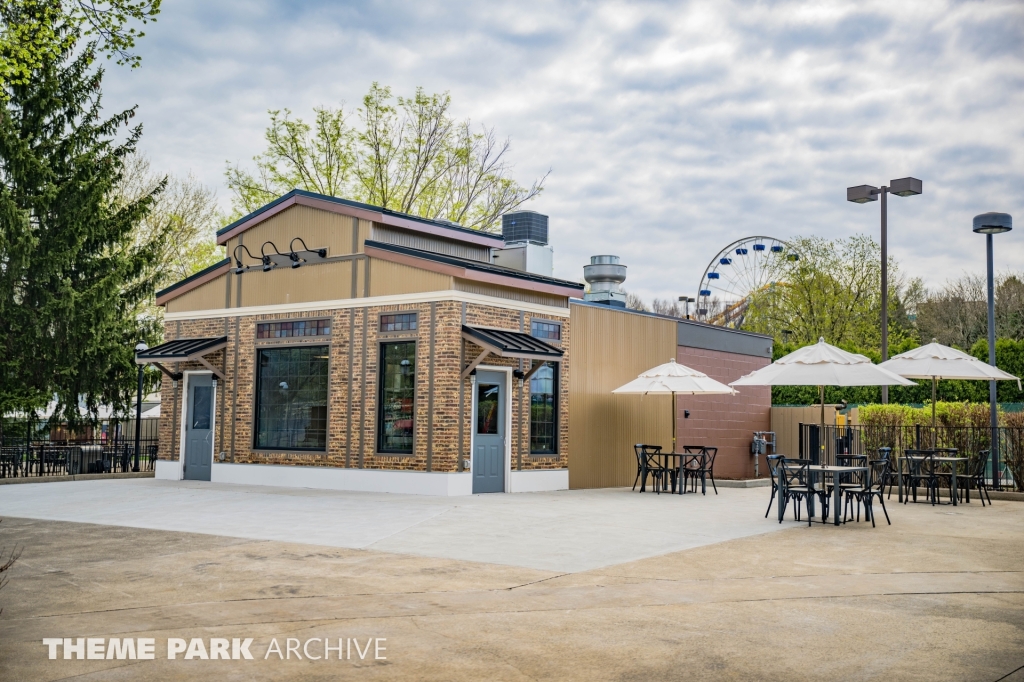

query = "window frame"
[528,361,560,456]
[251,344,331,452]
[529,318,562,343]
[379,312,419,334]
[376,340,418,456]
[255,318,332,341]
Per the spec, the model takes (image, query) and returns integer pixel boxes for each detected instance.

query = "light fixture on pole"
[973,211,1012,489]
[847,176,922,403]
[133,342,148,472]
[678,296,695,319]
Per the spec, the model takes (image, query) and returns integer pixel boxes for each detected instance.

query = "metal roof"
[461,325,564,360]
[155,258,230,300]
[216,190,505,242]
[136,337,228,363]
[368,240,585,291]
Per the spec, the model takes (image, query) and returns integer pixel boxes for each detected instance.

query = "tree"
[0,11,162,423]
[114,153,223,290]
[743,235,920,352]
[226,83,547,231]
[623,291,649,312]
[915,272,1024,349]
[0,0,160,87]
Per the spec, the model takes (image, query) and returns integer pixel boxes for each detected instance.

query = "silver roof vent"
[583,255,626,308]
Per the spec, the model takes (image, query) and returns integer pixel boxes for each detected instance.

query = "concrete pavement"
[0,480,1021,680]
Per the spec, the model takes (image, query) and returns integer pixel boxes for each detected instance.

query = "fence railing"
[0,417,160,479]
[798,423,1022,490]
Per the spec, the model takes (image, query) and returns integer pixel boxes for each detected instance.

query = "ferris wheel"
[695,236,797,329]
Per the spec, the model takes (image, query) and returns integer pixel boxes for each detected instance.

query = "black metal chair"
[682,445,718,495]
[778,459,815,526]
[844,458,891,527]
[633,444,670,493]
[765,454,786,518]
[964,450,992,506]
[903,449,939,505]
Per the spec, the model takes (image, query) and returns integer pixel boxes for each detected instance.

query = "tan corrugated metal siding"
[771,406,837,457]
[238,260,357,307]
[368,259,452,297]
[223,205,369,258]
[454,280,568,308]
[372,224,492,262]
[568,303,676,489]
[164,276,228,313]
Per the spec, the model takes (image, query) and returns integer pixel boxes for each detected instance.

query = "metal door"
[472,371,506,493]
[184,374,214,481]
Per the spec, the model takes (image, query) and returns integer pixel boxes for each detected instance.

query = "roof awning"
[135,336,227,380]
[461,325,562,379]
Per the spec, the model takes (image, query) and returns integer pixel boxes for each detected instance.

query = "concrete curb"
[0,472,155,486]
[900,486,1024,503]
[715,478,772,488]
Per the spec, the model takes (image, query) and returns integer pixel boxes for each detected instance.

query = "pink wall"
[675,346,772,480]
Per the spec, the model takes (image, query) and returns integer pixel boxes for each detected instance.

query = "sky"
[102,0,1024,304]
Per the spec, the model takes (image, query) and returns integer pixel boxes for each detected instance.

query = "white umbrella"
[730,338,916,425]
[613,359,735,452]
[880,341,1021,427]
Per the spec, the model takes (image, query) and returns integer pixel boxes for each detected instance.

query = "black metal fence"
[0,417,160,479]
[798,423,1022,489]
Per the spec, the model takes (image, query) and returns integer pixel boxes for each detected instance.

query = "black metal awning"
[135,336,227,380]
[461,325,562,379]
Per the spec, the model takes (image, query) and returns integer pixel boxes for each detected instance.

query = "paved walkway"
[0,479,793,572]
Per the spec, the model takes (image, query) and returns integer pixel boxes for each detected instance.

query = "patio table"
[645,450,710,495]
[898,455,968,506]
[777,464,867,526]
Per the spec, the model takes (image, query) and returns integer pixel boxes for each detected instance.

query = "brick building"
[142,190,772,495]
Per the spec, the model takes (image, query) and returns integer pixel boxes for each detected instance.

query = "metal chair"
[765,454,785,518]
[964,450,992,506]
[778,459,815,526]
[903,449,939,505]
[844,458,891,527]
[682,445,718,495]
[633,444,669,493]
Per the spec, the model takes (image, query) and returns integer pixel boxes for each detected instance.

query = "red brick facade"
[674,345,771,480]
[159,298,570,474]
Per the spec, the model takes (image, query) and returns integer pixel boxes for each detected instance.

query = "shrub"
[1004,411,1024,492]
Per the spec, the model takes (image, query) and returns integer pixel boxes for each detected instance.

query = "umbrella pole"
[820,386,825,426]
[932,376,937,430]
[672,392,677,453]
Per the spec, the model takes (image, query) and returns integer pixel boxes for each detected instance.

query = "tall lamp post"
[133,342,148,472]
[973,212,1012,489]
[678,296,695,319]
[847,177,923,403]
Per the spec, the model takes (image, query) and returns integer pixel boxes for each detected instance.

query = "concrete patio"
[0,479,1022,681]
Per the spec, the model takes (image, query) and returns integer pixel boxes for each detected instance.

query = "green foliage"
[969,338,1024,403]
[0,11,162,422]
[0,0,160,87]
[226,83,547,231]
[1004,411,1024,492]
[859,402,996,428]
[744,234,919,352]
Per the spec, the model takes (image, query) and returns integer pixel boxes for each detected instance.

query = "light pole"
[973,212,1012,489]
[847,177,922,403]
[678,296,695,319]
[133,342,148,472]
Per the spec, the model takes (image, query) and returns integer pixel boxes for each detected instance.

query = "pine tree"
[0,6,162,424]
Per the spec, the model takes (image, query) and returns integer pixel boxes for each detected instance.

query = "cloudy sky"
[103,0,1024,303]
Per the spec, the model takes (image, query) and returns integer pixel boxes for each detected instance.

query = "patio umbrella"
[612,359,736,452]
[729,338,916,425]
[880,341,1021,428]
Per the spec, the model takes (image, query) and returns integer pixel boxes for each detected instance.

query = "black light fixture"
[678,295,695,318]
[399,358,412,376]
[847,176,923,403]
[974,211,1012,488]
[260,241,285,272]
[232,244,260,275]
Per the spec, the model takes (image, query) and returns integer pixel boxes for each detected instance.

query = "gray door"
[473,371,506,493]
[184,374,214,481]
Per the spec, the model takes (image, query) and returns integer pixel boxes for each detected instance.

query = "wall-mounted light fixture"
[232,244,260,275]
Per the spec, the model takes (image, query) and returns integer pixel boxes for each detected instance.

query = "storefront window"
[530,363,558,454]
[254,346,329,450]
[378,342,416,453]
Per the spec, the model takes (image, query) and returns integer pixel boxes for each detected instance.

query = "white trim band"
[164,289,569,321]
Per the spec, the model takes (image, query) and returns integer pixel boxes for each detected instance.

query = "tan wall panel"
[453,280,568,309]
[165,275,228,313]
[568,304,676,489]
[224,205,364,258]
[238,260,355,307]
[771,405,837,458]
[368,259,452,297]
[371,224,492,262]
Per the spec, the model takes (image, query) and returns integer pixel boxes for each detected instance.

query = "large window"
[254,346,329,450]
[530,362,558,454]
[378,342,416,453]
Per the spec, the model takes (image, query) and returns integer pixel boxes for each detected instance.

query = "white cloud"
[102,0,1024,302]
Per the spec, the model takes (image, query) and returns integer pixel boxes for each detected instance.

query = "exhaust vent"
[583,255,626,308]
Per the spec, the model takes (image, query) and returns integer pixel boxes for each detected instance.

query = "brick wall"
[160,299,570,474]
[674,346,771,480]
